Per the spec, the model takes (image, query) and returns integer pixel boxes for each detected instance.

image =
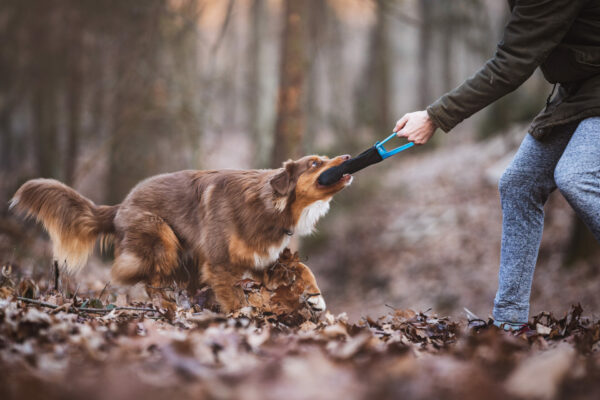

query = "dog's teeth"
[307,294,326,312]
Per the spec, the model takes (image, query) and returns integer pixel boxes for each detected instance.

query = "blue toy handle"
[375,132,415,160]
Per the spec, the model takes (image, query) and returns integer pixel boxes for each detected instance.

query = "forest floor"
[2,128,600,399]
[1,263,600,400]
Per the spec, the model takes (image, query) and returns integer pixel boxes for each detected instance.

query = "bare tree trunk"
[106,2,165,204]
[271,0,307,167]
[32,76,59,178]
[354,0,390,135]
[0,111,10,171]
[304,0,327,153]
[65,10,83,185]
[0,1,21,175]
[246,0,268,167]
[31,5,60,179]
[0,110,12,214]
[441,2,454,92]
[418,0,434,109]
[374,0,390,134]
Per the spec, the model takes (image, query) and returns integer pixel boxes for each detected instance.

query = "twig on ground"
[16,297,157,314]
[52,260,59,291]
[98,281,110,301]
[72,283,81,300]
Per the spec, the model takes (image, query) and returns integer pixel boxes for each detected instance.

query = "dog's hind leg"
[111,212,180,289]
[201,262,246,313]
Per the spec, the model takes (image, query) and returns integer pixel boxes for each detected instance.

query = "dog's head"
[270,154,352,202]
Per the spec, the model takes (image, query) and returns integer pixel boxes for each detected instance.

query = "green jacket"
[427,0,600,139]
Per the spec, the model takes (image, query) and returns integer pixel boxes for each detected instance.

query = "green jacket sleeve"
[426,0,587,133]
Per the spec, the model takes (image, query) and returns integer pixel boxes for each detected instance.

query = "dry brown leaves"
[233,249,322,324]
[1,264,600,400]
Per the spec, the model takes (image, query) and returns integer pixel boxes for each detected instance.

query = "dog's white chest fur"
[252,198,331,268]
[253,236,291,269]
[295,198,331,236]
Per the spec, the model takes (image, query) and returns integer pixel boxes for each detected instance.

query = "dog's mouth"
[316,173,353,189]
[340,174,353,185]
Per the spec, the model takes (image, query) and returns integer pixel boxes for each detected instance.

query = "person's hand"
[393,110,437,145]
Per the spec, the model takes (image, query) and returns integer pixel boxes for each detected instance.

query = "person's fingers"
[413,129,433,145]
[407,130,424,145]
[393,114,409,133]
[393,118,405,133]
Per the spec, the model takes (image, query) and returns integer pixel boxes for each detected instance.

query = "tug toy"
[317,132,414,186]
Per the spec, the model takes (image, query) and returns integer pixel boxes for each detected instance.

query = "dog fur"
[10,155,352,312]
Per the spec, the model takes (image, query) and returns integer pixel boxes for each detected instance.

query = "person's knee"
[554,164,594,201]
[498,169,532,200]
[498,169,519,198]
[499,167,555,206]
[554,166,573,197]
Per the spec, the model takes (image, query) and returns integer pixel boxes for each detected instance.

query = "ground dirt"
[2,129,600,399]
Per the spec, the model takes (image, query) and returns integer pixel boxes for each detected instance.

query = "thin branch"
[52,260,59,291]
[98,281,111,301]
[72,283,81,300]
[17,297,157,314]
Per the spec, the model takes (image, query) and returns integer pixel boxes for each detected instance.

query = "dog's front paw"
[306,293,326,312]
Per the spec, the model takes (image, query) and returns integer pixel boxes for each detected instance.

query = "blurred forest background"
[1,0,598,321]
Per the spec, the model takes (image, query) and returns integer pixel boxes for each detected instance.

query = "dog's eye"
[311,160,321,168]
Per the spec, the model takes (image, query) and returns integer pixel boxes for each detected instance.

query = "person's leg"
[493,127,574,324]
[554,117,600,240]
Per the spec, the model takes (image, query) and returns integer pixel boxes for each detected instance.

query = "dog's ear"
[270,160,299,196]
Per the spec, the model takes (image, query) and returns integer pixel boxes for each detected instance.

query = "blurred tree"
[0,1,24,175]
[355,0,391,136]
[106,1,169,204]
[418,0,434,109]
[440,2,454,93]
[304,0,327,153]
[105,0,201,204]
[318,2,356,150]
[458,0,494,58]
[272,0,308,167]
[64,7,84,185]
[31,3,60,179]
[0,0,201,207]
[246,0,270,168]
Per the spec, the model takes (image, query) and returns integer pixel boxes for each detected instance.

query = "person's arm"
[395,0,587,143]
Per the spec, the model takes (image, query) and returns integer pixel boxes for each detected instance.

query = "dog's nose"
[341,154,351,161]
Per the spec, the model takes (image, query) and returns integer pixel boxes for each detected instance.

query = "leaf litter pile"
[1,253,600,400]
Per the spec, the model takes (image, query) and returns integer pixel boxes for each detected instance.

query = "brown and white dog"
[10,155,352,312]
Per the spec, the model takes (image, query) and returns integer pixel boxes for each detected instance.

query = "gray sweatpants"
[493,117,600,324]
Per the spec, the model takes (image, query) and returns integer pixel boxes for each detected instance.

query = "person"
[393,0,600,331]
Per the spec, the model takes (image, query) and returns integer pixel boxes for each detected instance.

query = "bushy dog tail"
[9,178,118,273]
